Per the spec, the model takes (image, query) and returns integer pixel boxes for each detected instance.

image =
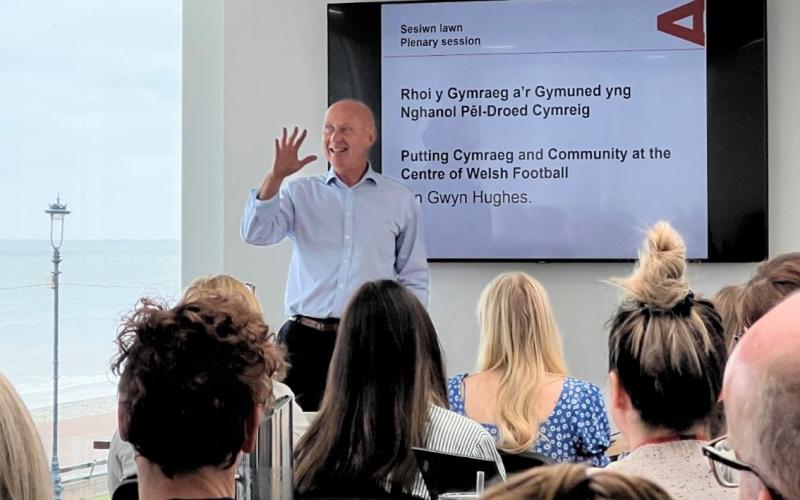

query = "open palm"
[272,127,318,179]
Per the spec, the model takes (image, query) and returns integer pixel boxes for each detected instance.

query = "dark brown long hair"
[293,280,447,495]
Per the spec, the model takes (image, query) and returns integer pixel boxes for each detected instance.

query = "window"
[0,1,181,495]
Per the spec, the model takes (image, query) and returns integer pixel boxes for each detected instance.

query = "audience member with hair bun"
[107,274,307,494]
[604,222,732,499]
[112,295,285,500]
[294,280,504,499]
[448,272,610,465]
[481,463,672,500]
[0,372,53,500]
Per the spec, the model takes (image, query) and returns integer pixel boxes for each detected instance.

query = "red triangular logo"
[657,0,705,47]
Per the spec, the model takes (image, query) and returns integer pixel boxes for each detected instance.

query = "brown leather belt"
[292,315,339,332]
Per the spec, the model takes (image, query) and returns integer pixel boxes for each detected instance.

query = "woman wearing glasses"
[604,222,733,499]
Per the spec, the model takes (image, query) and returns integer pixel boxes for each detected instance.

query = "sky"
[0,0,181,240]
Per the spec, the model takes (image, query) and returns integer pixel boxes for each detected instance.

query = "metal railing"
[60,459,108,486]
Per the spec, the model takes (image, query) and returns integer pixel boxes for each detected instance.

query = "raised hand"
[272,127,318,179]
[258,127,318,200]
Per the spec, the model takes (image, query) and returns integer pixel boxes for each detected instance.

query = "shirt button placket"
[336,190,355,310]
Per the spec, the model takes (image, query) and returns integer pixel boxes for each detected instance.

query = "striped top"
[410,404,506,499]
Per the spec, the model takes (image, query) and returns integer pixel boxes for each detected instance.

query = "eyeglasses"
[702,435,785,500]
[245,282,256,294]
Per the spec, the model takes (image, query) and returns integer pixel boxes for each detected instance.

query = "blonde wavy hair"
[0,373,53,500]
[477,272,567,452]
[183,275,262,316]
[482,463,671,500]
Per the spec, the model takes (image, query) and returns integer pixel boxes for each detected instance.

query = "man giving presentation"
[241,99,429,410]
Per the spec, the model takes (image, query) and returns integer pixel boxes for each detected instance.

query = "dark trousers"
[278,319,337,411]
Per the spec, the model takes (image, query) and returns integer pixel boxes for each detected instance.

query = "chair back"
[111,476,138,500]
[497,449,554,474]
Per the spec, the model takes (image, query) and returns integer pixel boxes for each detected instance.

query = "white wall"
[182,0,225,281]
[184,0,800,387]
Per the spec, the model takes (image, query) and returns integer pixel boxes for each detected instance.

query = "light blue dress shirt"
[241,166,429,318]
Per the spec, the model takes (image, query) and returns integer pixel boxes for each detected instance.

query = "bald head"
[724,292,800,499]
[326,99,376,131]
[323,99,377,184]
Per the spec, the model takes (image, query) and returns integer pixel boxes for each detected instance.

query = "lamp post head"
[45,195,71,219]
[45,195,71,250]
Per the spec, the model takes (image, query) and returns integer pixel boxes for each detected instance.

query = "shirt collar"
[325,163,379,187]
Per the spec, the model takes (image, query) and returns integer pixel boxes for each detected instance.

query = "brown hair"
[293,280,447,496]
[112,296,285,478]
[712,284,743,352]
[180,274,286,380]
[0,373,53,500]
[481,463,672,500]
[738,252,800,331]
[608,222,727,431]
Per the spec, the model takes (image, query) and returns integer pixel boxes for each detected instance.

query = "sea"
[0,239,180,411]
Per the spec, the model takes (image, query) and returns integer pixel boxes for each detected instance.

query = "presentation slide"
[380,0,708,259]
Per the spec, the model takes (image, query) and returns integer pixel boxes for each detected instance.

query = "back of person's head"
[481,463,672,500]
[725,292,800,500]
[181,274,285,381]
[737,252,800,333]
[294,280,447,495]
[112,296,285,478]
[183,274,262,316]
[477,272,567,452]
[712,284,743,351]
[608,222,727,432]
[0,373,53,500]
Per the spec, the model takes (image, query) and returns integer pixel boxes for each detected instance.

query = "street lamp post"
[45,196,70,500]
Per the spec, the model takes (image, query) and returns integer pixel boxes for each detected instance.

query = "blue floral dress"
[447,374,611,466]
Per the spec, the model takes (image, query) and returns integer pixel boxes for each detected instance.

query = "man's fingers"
[299,155,318,167]
[274,138,280,155]
[295,128,308,147]
[281,127,288,146]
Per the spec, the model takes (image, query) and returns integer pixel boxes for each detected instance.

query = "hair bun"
[614,221,690,311]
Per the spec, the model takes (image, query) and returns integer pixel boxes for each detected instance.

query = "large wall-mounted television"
[328,0,767,262]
